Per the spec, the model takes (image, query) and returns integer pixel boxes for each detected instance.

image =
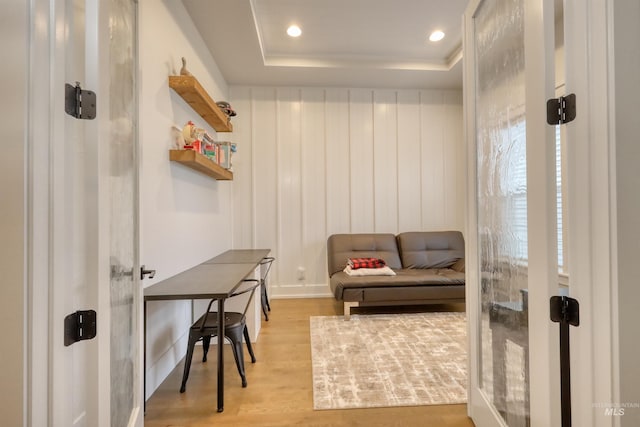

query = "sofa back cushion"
[397,231,465,269]
[327,234,402,277]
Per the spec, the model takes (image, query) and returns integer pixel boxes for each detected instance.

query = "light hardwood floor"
[144,298,475,427]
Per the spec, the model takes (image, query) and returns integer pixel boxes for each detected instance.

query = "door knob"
[140,265,156,280]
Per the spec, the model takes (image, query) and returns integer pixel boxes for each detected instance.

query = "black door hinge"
[65,82,97,120]
[550,295,580,326]
[547,93,576,125]
[64,310,97,346]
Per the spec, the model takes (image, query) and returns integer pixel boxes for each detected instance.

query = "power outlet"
[297,267,305,280]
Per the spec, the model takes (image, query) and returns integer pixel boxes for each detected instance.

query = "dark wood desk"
[144,249,270,413]
[203,249,270,265]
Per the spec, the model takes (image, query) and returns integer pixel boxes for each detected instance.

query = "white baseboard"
[270,283,333,299]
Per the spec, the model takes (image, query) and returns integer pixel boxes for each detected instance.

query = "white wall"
[139,0,233,398]
[230,87,465,298]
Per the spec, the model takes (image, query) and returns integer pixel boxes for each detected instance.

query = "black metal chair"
[180,279,260,392]
[259,257,275,321]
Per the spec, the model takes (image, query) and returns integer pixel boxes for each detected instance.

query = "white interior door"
[49,0,102,425]
[463,0,561,425]
[105,0,142,425]
[33,0,141,425]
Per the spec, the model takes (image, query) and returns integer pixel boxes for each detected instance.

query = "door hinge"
[547,93,576,125]
[64,310,97,346]
[65,82,97,120]
[550,295,580,326]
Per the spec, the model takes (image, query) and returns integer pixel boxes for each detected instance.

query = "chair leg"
[243,325,256,363]
[228,332,248,388]
[261,281,269,321]
[180,333,197,393]
[264,280,271,311]
[202,335,211,362]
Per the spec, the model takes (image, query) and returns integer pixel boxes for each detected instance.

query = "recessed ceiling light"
[429,30,445,42]
[287,25,302,37]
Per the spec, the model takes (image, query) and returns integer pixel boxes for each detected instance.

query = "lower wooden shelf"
[169,150,233,181]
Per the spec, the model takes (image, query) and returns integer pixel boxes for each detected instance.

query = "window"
[556,124,569,276]
[555,125,564,271]
[505,120,567,274]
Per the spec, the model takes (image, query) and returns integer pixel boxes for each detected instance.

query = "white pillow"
[343,265,396,276]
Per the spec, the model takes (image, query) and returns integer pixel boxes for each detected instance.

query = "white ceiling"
[182,0,468,89]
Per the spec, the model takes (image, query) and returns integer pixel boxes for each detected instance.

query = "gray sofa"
[327,231,465,319]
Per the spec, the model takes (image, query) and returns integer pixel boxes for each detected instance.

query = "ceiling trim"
[262,54,460,71]
[249,0,267,63]
[447,45,463,68]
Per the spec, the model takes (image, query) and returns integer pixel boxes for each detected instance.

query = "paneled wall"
[229,87,464,298]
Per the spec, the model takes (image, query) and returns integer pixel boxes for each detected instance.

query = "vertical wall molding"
[250,87,256,247]
[418,91,425,230]
[231,86,464,298]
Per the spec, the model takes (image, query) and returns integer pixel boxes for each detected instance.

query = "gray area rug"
[310,312,467,410]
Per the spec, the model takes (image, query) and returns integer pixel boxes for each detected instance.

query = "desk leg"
[143,300,147,414]
[217,298,225,412]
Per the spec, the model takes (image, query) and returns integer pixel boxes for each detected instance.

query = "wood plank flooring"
[144,298,475,427]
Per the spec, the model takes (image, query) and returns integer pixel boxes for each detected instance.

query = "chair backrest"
[199,279,260,330]
[230,279,260,317]
[260,257,275,282]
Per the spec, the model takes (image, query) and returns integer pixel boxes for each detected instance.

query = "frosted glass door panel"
[109,0,138,425]
[474,0,530,425]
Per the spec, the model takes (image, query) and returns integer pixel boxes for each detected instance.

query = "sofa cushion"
[327,234,402,277]
[397,231,465,269]
[329,268,465,299]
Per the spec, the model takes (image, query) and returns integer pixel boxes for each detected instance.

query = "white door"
[30,0,141,425]
[103,0,142,425]
[463,0,562,425]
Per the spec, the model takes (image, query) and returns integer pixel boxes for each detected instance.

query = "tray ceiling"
[182,0,468,89]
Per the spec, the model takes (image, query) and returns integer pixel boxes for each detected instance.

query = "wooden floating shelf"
[169,150,233,181]
[168,76,233,132]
